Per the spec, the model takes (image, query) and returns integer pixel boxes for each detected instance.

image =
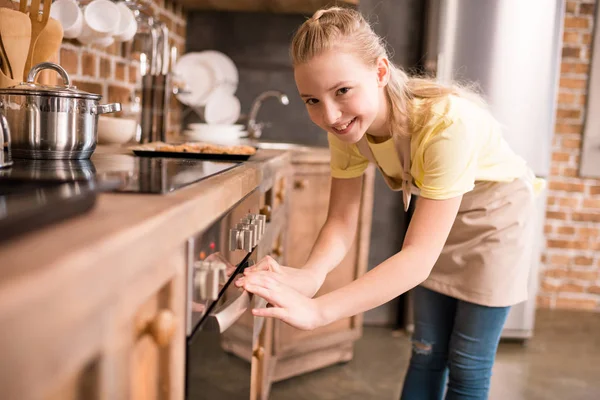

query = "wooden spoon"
[0,8,31,82]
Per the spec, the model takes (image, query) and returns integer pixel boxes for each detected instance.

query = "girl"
[235,6,543,399]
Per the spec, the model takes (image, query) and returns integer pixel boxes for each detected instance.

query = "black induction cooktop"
[0,154,243,243]
[0,154,241,194]
[0,180,105,243]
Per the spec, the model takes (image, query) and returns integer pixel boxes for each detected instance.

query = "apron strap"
[355,137,376,163]
[356,135,413,211]
[394,133,413,212]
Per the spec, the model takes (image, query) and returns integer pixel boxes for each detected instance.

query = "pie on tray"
[133,141,257,156]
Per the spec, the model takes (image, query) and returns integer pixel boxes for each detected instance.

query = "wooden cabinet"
[245,149,375,398]
[272,154,374,383]
[118,246,187,400]
[0,243,187,400]
[175,0,359,14]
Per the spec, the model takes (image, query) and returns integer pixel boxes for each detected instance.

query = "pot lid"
[0,62,101,100]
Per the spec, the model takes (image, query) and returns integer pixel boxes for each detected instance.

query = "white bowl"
[97,116,138,144]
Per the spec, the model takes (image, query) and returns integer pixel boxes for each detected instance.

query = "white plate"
[201,50,238,95]
[183,128,247,145]
[187,123,245,132]
[204,88,241,125]
[174,53,218,106]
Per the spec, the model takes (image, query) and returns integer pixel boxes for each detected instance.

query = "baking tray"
[132,149,254,161]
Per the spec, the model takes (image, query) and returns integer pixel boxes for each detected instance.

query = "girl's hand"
[235,256,324,298]
[242,275,325,331]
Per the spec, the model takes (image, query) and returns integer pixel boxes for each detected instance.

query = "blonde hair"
[291,6,483,137]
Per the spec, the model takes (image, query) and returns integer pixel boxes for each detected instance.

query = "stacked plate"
[182,123,246,145]
[173,50,241,125]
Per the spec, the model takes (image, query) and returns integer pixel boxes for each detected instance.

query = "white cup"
[49,0,83,39]
[80,0,120,40]
[78,34,115,48]
[114,2,137,42]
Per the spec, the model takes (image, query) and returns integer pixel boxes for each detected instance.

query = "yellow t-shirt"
[328,95,544,200]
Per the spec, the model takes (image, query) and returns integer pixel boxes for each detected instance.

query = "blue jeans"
[400,286,510,400]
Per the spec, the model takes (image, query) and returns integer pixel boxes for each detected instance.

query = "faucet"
[247,90,289,139]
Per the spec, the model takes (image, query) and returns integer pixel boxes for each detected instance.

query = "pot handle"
[27,62,72,87]
[92,103,122,115]
[0,112,12,167]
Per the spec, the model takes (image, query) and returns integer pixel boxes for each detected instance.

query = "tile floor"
[269,309,600,400]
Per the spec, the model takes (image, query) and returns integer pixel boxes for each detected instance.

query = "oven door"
[186,246,267,400]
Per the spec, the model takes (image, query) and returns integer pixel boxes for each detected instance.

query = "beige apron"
[356,134,536,307]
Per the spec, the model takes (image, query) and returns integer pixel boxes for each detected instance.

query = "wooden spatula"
[32,17,63,85]
[23,0,51,81]
[0,8,31,82]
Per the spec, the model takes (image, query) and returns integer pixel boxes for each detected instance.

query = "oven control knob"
[237,224,254,251]
[193,261,210,301]
[246,214,266,240]
[241,218,260,246]
[206,268,219,301]
[242,214,263,246]
[211,261,228,284]
[230,225,254,252]
[229,228,241,251]
[257,214,266,236]
[194,261,226,301]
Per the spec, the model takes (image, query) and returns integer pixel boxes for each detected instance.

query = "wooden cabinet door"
[108,246,186,400]
[279,171,357,347]
[269,164,374,382]
[129,289,178,400]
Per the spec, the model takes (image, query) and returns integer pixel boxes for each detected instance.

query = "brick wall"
[538,0,600,311]
[54,0,186,135]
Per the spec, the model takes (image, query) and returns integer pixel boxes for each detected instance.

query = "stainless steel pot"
[0,62,121,160]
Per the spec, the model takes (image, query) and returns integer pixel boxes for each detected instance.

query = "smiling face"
[294,49,391,144]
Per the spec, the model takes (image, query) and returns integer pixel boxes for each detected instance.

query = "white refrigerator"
[422,0,565,341]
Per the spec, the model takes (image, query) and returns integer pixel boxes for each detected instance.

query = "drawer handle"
[294,179,308,190]
[253,346,265,360]
[260,205,272,222]
[276,189,285,203]
[272,245,283,257]
[141,309,176,347]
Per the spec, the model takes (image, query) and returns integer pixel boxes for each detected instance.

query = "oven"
[185,188,269,400]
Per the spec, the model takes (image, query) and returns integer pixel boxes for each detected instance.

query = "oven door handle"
[203,289,251,333]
